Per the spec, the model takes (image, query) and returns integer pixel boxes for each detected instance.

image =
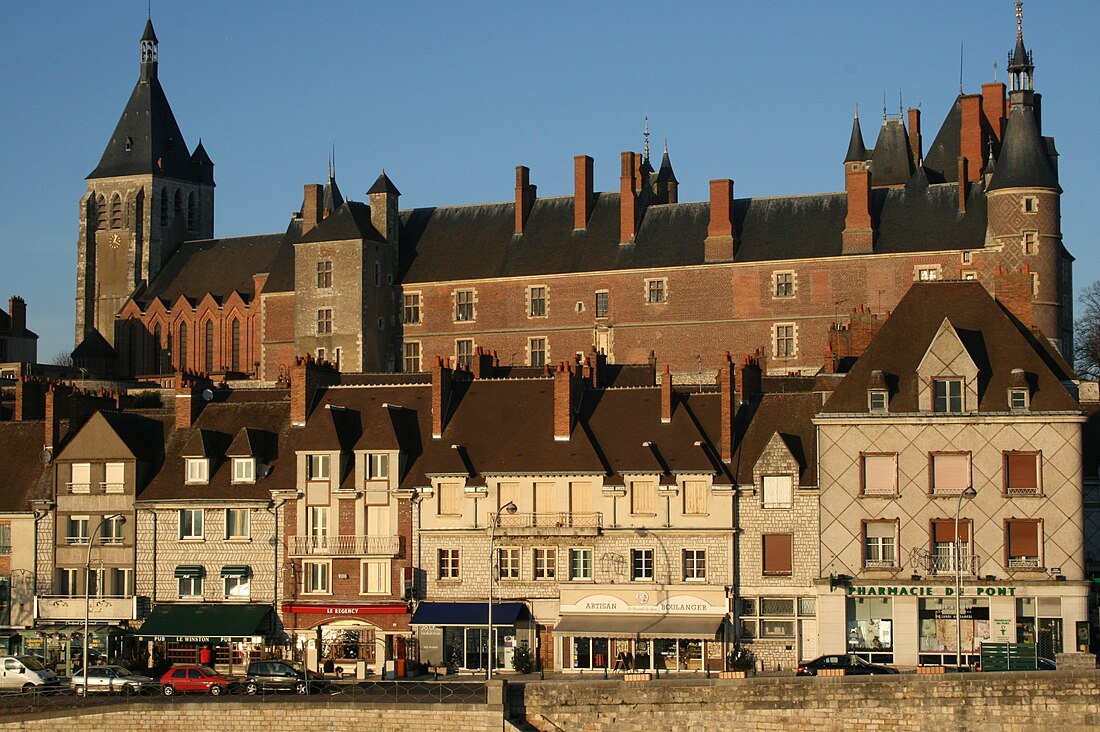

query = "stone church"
[74,11,1071,383]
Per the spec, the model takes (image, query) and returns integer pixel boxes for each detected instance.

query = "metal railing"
[496,512,602,529]
[1007,556,1041,569]
[929,550,980,576]
[288,535,401,556]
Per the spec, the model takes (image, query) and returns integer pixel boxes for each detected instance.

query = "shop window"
[1006,521,1041,569]
[307,454,330,481]
[1004,452,1040,495]
[498,548,520,580]
[861,454,898,496]
[863,522,897,568]
[682,480,708,515]
[438,482,463,516]
[225,509,250,540]
[569,548,593,581]
[630,480,655,516]
[682,549,706,581]
[931,520,972,575]
[104,462,125,493]
[631,549,654,581]
[304,561,330,593]
[848,597,893,652]
[185,457,209,484]
[69,463,91,494]
[930,453,970,495]
[232,457,255,484]
[534,548,556,579]
[933,378,964,413]
[179,509,204,540]
[762,475,792,509]
[762,534,792,576]
[528,286,547,317]
[438,549,460,579]
[918,597,988,662]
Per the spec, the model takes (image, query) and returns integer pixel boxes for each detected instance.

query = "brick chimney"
[431,357,453,439]
[471,347,494,379]
[660,365,673,424]
[175,386,201,429]
[735,356,762,402]
[704,179,735,262]
[994,266,1034,328]
[619,152,637,245]
[44,386,66,452]
[574,155,594,230]
[716,355,735,463]
[14,376,47,421]
[7,296,26,335]
[554,363,575,441]
[515,166,536,235]
[301,184,323,235]
[959,95,983,183]
[291,356,340,427]
[907,108,922,167]
[981,82,1007,142]
[842,160,873,253]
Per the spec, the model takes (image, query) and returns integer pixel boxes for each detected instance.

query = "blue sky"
[3,1,1098,361]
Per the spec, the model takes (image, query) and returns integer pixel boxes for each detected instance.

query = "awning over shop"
[136,603,271,643]
[410,602,526,627]
[174,565,203,578]
[552,614,725,639]
[220,565,250,577]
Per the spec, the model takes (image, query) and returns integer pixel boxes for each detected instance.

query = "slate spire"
[140,18,158,82]
[844,108,869,163]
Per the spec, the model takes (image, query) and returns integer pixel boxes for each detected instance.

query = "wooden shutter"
[1006,454,1039,492]
[569,481,592,514]
[438,483,461,515]
[862,455,896,494]
[366,505,390,536]
[933,520,970,542]
[932,454,969,492]
[499,482,520,510]
[683,480,707,515]
[631,481,655,514]
[1007,521,1039,557]
[763,476,792,507]
[762,534,792,574]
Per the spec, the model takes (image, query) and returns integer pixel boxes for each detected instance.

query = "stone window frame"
[772,270,796,299]
[960,251,973,265]
[527,285,549,319]
[316,308,333,335]
[962,270,978,281]
[861,517,900,569]
[498,547,521,580]
[644,278,667,305]
[682,548,707,582]
[772,322,797,359]
[455,339,475,369]
[1021,196,1039,214]
[1008,387,1030,411]
[1023,230,1039,255]
[630,548,654,581]
[454,288,477,323]
[568,547,594,582]
[915,265,941,282]
[360,559,391,595]
[316,260,333,289]
[595,290,609,319]
[402,292,422,325]
[533,547,557,580]
[438,548,461,580]
[403,341,422,373]
[528,336,548,367]
[302,559,331,594]
[868,389,889,412]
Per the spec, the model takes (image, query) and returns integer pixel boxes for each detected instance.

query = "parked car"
[796,654,899,676]
[70,665,158,695]
[160,664,231,695]
[242,660,328,695]
[0,655,61,690]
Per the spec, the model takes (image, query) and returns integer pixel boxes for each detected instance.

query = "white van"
[0,656,60,690]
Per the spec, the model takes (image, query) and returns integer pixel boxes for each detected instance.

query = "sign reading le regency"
[847,585,1018,598]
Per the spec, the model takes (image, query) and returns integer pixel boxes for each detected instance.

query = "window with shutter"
[861,454,897,496]
[762,534,793,575]
[499,482,520,511]
[863,522,897,567]
[630,481,655,515]
[931,453,970,494]
[931,520,972,575]
[762,476,793,508]
[682,480,708,515]
[1006,521,1041,568]
[438,483,462,516]
[1004,453,1040,495]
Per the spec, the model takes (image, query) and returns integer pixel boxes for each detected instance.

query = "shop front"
[553,587,728,672]
[22,624,135,675]
[136,603,272,675]
[818,580,1090,667]
[281,602,410,679]
[411,602,531,673]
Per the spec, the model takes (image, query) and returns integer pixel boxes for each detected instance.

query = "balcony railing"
[496,512,602,529]
[35,595,138,621]
[288,535,400,557]
[1008,556,1041,569]
[864,558,897,569]
[929,550,980,576]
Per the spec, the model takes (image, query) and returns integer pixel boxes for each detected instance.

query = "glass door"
[464,628,487,670]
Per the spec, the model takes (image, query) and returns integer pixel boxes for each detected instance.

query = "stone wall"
[520,671,1100,731]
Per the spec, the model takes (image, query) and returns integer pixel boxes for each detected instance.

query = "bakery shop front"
[553,587,729,672]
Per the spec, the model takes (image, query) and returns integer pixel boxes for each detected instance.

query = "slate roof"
[821,281,1079,414]
[727,392,821,486]
[0,422,48,512]
[399,182,986,283]
[298,202,385,244]
[0,305,38,339]
[845,115,869,163]
[138,396,290,502]
[987,106,1060,192]
[137,233,287,305]
[869,119,914,186]
[921,97,964,184]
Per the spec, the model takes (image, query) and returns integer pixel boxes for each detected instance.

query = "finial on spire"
[882,92,887,121]
[993,58,998,82]
[854,103,859,119]
[663,137,668,155]
[1016,1,1024,39]
[898,91,903,118]
[328,141,335,179]
[959,42,965,93]
[643,112,650,163]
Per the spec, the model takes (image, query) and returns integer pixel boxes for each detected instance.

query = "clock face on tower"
[96,229,129,251]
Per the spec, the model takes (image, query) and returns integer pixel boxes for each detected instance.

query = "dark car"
[160,664,231,695]
[796,654,899,676]
[242,660,328,695]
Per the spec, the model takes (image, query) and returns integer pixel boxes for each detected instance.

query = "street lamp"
[84,513,125,680]
[487,501,517,680]
[954,487,977,669]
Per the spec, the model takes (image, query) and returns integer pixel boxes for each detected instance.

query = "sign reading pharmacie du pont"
[558,590,727,616]
[846,584,1020,598]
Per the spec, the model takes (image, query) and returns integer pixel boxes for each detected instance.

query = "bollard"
[603,666,608,679]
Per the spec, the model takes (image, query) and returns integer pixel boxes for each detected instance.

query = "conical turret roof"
[987,106,1059,192]
[844,114,869,163]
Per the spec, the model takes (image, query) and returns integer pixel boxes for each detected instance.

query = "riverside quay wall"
[520,671,1100,731]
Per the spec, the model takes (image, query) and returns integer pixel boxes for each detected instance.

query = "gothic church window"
[178,322,187,370]
[204,320,214,373]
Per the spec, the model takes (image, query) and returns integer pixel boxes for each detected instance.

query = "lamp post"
[954,487,977,669]
[487,501,517,680]
[84,514,125,681]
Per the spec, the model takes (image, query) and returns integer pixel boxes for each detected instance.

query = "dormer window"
[307,454,330,481]
[232,457,256,484]
[1008,388,1029,411]
[365,453,389,481]
[869,390,888,412]
[933,378,963,414]
[185,458,209,484]
[867,369,889,412]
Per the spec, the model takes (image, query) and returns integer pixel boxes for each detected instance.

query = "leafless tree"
[1074,281,1100,379]
[50,350,74,367]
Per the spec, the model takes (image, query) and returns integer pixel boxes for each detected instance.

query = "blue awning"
[410,602,525,627]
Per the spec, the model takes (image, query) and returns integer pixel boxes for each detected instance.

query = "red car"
[160,665,231,695]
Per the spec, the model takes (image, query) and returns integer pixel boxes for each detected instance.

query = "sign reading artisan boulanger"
[558,592,727,615]
[847,585,1019,597]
